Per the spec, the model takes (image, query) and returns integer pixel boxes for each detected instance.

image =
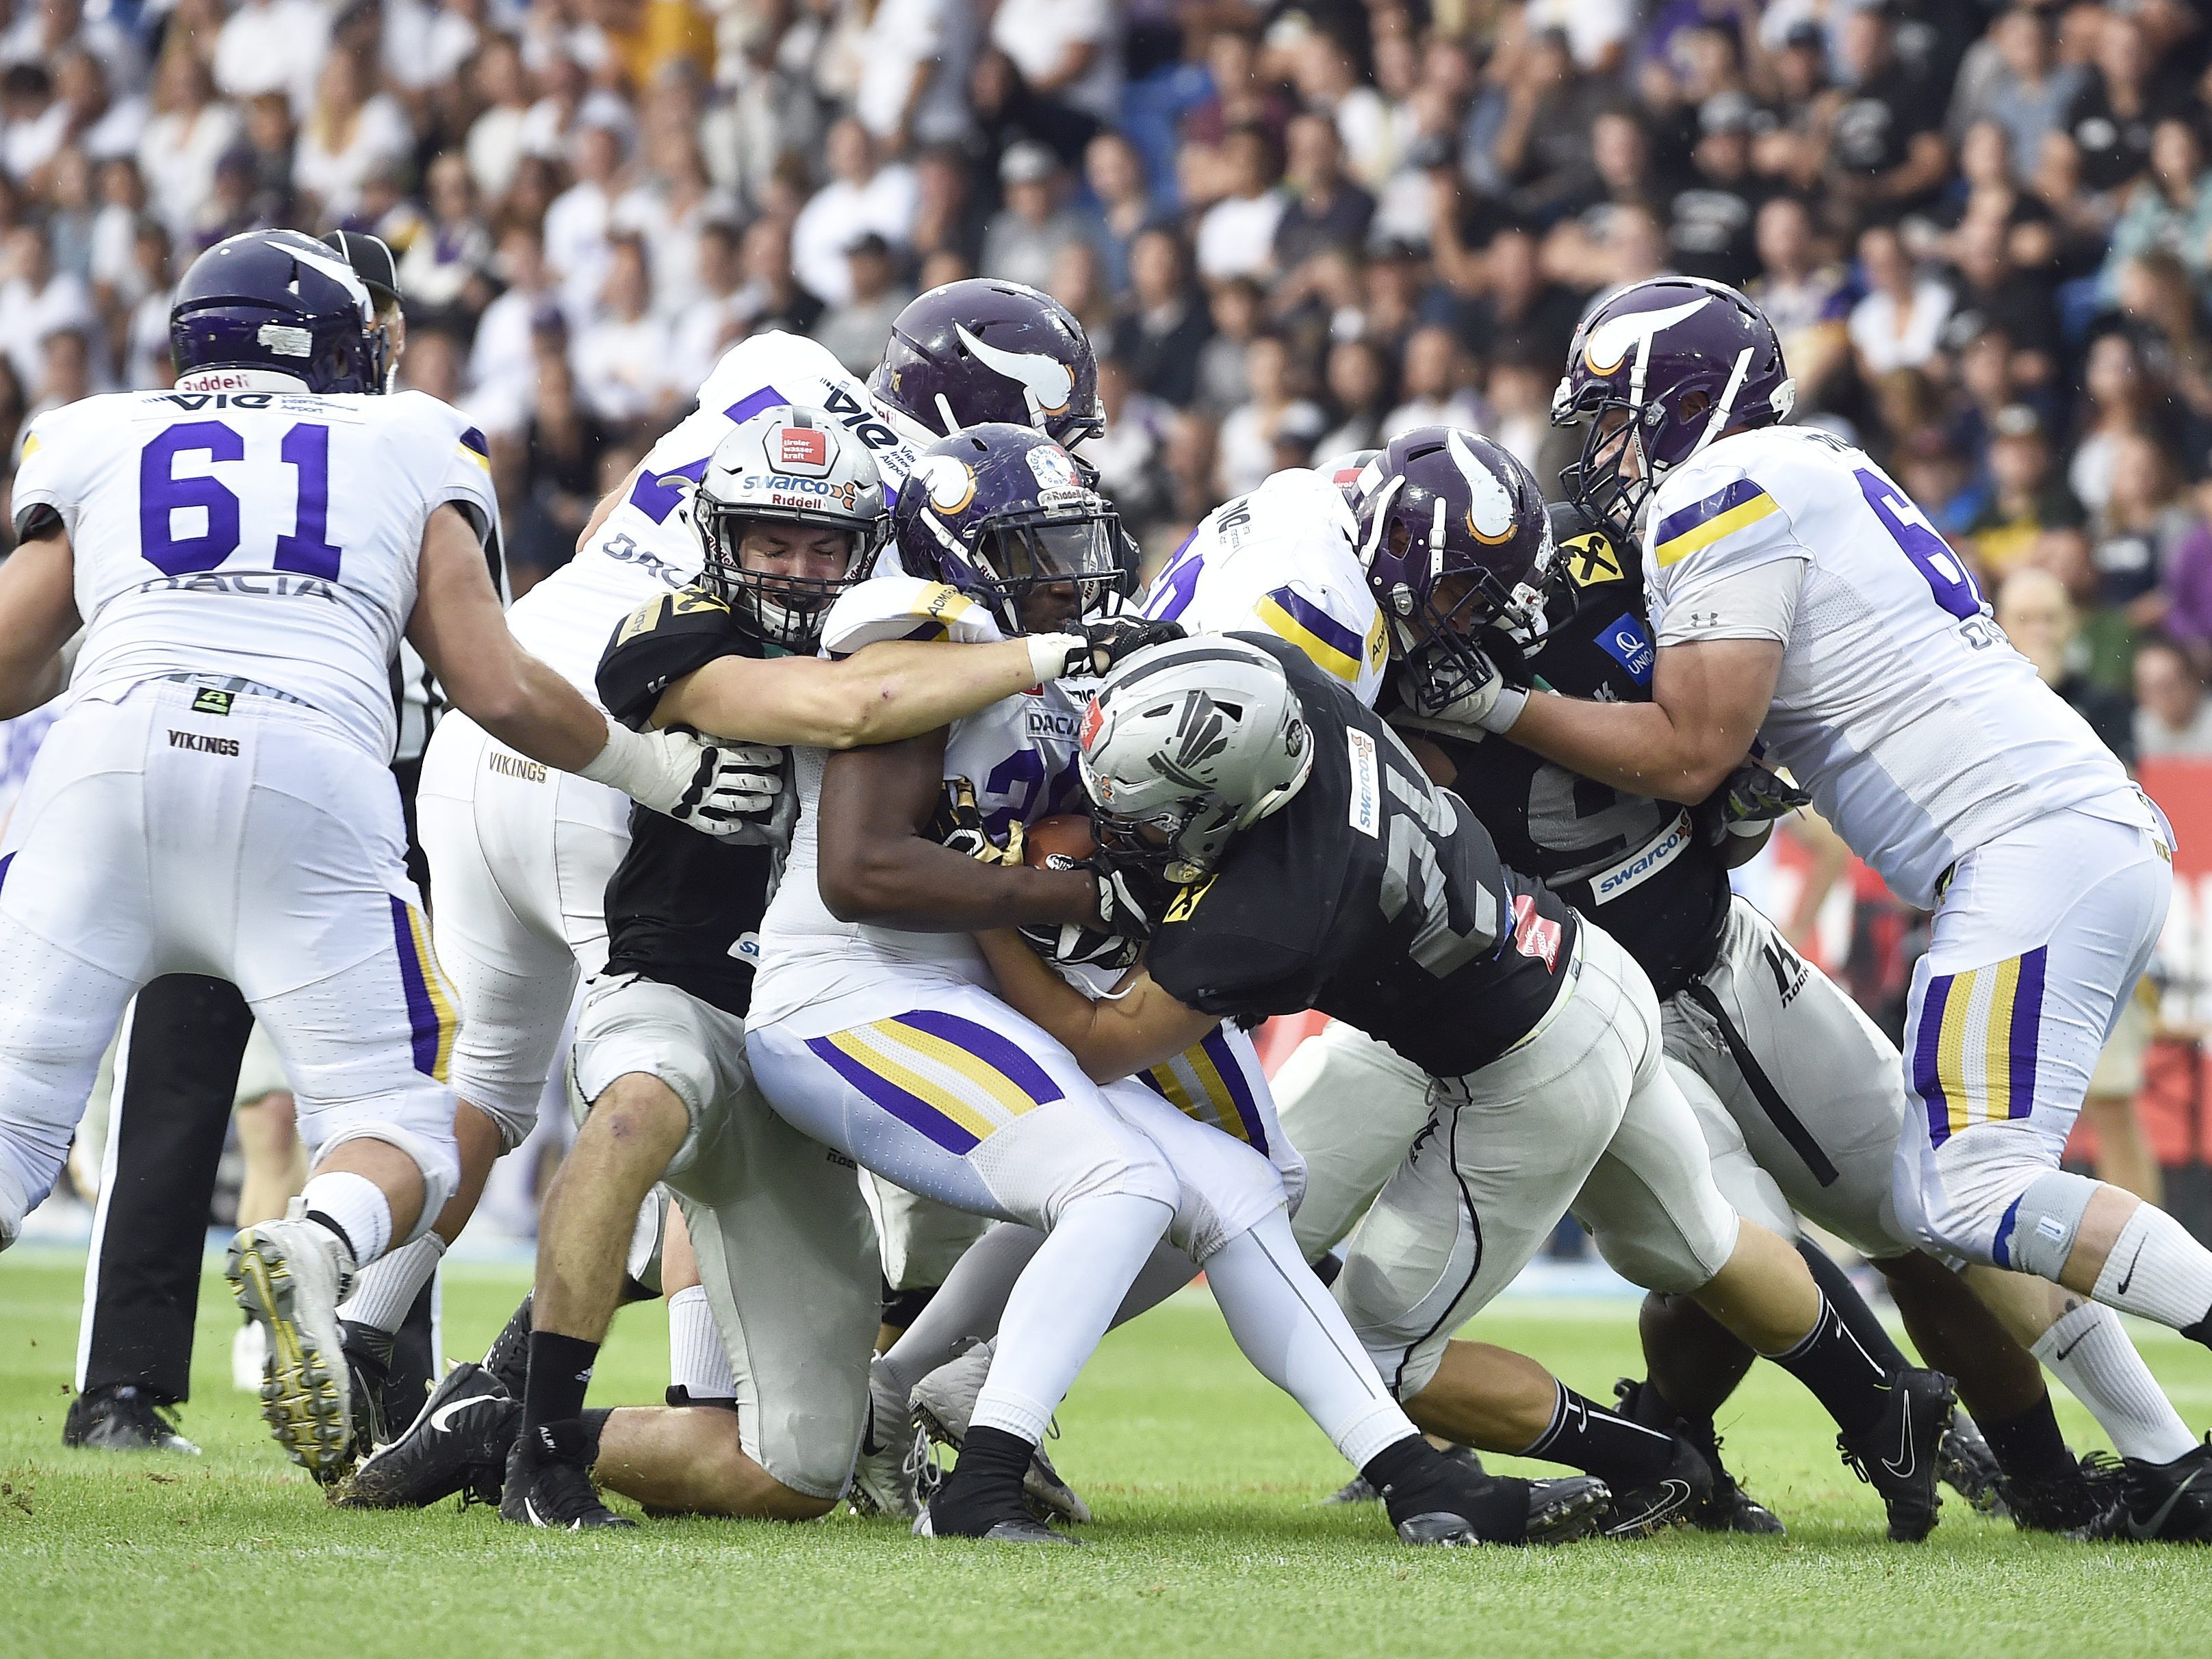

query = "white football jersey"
[505,331,926,697]
[15,387,498,762]
[1643,424,2141,906]
[1142,466,1390,708]
[751,575,1093,1025]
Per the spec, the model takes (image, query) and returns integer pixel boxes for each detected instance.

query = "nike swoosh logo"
[428,1392,498,1435]
[523,1494,578,1531]
[1880,1393,1917,1480]
[2053,1335,2087,1363]
[2116,1241,2146,1298]
[2126,1469,2204,1540]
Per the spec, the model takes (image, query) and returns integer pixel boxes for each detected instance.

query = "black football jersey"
[595,586,788,1017]
[1145,634,1579,1077]
[1385,504,1729,999]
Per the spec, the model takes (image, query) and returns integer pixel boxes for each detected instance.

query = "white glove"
[1403,645,1528,735]
[578,721,788,840]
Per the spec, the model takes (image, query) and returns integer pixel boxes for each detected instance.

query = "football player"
[1299,427,2187,1535]
[1493,275,2212,1537]
[745,424,1608,1547]
[978,630,1971,1543]
[0,230,754,1480]
[345,402,1151,1526]
[337,279,1107,1436]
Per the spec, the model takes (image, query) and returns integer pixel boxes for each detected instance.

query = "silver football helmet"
[1079,636,1315,885]
[685,404,888,650]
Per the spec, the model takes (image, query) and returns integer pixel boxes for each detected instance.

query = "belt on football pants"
[1679,979,1841,1187]
[159,671,311,708]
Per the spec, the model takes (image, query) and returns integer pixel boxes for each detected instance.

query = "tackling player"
[1491,275,2212,1536]
[0,230,753,1480]
[335,281,1109,1435]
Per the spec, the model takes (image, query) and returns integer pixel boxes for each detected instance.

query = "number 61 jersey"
[1641,424,2142,908]
[14,387,498,763]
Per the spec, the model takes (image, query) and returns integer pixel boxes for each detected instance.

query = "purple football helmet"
[1354,426,1553,715]
[170,229,384,394]
[892,422,1126,634]
[871,279,1103,448]
[1315,447,1381,508]
[1551,276,1795,542]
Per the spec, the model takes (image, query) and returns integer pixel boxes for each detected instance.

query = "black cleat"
[912,1500,1081,1544]
[1381,1448,1607,1546]
[1597,1437,1714,1539]
[1324,1443,1484,1505]
[1614,1378,1784,1536]
[2069,1439,2212,1544]
[2001,1450,2117,1536]
[482,1294,532,1400]
[337,1362,518,1510]
[1837,1368,1954,1542]
[1939,1406,2007,1517]
[339,1320,398,1469]
[61,1384,199,1455]
[498,1433,635,1530]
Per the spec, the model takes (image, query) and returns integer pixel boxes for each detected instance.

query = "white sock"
[2032,1298,2198,1464]
[2092,1203,2212,1331]
[299,1171,392,1272]
[1204,1209,1415,1468]
[971,1192,1172,1443]
[337,1234,445,1334]
[668,1284,736,1399]
[879,1223,1045,1398]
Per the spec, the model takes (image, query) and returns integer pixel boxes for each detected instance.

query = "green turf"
[3,1252,2210,1658]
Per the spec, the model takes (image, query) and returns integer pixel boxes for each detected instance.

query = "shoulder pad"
[821,576,1003,656]
[1647,453,1790,574]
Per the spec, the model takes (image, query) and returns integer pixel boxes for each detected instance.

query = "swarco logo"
[1592,814,1689,902]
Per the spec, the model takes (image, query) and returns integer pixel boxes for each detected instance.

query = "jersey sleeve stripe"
[18,431,37,459]
[723,385,786,424]
[1257,591,1362,682]
[1653,481,1780,567]
[452,439,491,474]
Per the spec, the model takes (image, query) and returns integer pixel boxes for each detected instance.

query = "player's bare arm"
[1502,636,1783,805]
[0,526,81,719]
[814,728,1101,931]
[652,635,1071,750]
[972,930,1218,1082]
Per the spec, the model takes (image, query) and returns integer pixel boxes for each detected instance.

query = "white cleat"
[225,1207,355,1483]
[231,1318,269,1394]
[910,1338,1092,1526]
[849,1356,928,1520]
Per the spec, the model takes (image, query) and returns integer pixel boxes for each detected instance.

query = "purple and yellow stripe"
[1142,531,1204,622]
[388,896,457,1082]
[1910,947,2046,1148]
[807,1009,1066,1155]
[1652,476,1780,568]
[1257,587,1373,684]
[1141,1029,1270,1154]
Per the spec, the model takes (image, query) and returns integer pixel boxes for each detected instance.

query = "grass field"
[4,1252,2211,1659]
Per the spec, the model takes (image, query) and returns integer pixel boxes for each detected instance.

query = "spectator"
[2090,432,2192,624]
[511,353,609,589]
[1315,337,1391,460]
[613,127,733,322]
[1081,350,1172,535]
[1825,3,1951,213]
[395,151,492,330]
[0,222,90,389]
[470,221,563,437]
[1084,131,1153,296]
[543,120,623,317]
[668,218,747,383]
[855,0,975,154]
[1493,27,1609,222]
[1969,404,2087,581]
[980,142,1085,294]
[2069,329,2161,515]
[465,34,535,204]
[1949,7,2085,179]
[137,49,240,243]
[293,49,410,224]
[1383,323,1479,439]
[1109,224,1207,410]
[989,0,1120,130]
[790,117,916,307]
[1997,563,2137,764]
[1272,111,1373,274]
[1664,94,1769,290]
[2133,632,2212,756]
[1195,125,1286,283]
[736,216,821,338]
[1216,333,1318,498]
[214,0,329,117]
[1851,222,1953,378]
[911,142,988,274]
[569,233,673,429]
[2159,473,2212,665]
[1046,239,1110,342]
[1192,274,1261,418]
[1747,196,1851,411]
[812,232,910,378]
[2061,12,2159,198]
[2098,118,2212,302]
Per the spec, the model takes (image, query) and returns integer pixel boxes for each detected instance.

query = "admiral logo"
[1346,728,1381,838]
[1595,613,1655,685]
[775,426,830,472]
[167,729,240,756]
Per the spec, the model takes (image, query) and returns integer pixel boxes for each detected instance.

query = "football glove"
[1018,919,1142,970]
[1401,641,1528,734]
[1084,854,1176,941]
[1031,615,1188,681]
[580,723,790,841]
[1694,760,1812,846]
[930,778,1026,866]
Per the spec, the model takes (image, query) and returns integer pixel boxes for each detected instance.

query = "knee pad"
[1995,1170,2099,1280]
[625,1185,669,1298]
[318,1121,459,1246]
[1584,1213,1738,1297]
[463,1085,541,1156]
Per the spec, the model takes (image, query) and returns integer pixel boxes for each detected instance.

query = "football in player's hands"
[1023,813,1098,870]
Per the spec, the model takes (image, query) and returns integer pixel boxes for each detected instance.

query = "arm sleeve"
[1654,555,1808,647]
[11,410,84,537]
[818,575,1006,656]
